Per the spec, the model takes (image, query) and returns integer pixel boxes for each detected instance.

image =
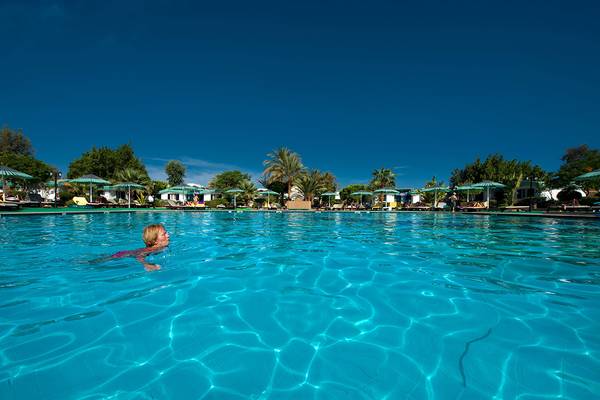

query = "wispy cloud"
[144,156,263,186]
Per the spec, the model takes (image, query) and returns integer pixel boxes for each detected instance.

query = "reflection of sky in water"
[0,212,599,399]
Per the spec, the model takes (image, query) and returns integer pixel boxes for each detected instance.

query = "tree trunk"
[287,181,292,200]
[511,172,523,206]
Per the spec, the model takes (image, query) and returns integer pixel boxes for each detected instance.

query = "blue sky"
[1,1,599,187]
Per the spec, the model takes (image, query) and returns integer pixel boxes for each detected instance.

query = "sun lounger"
[19,193,46,208]
[72,196,103,207]
[166,200,185,209]
[563,205,591,212]
[459,202,487,212]
[331,204,343,210]
[406,203,430,211]
[0,201,21,211]
[500,205,530,212]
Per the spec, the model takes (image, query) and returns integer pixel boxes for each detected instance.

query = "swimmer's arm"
[135,251,161,271]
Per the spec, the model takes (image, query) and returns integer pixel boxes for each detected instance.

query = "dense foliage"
[369,168,396,189]
[165,160,186,186]
[552,145,600,191]
[208,170,251,190]
[296,170,327,202]
[0,128,53,185]
[450,154,547,205]
[0,126,34,156]
[115,168,150,184]
[67,144,149,181]
[0,152,54,184]
[420,176,447,205]
[339,184,368,203]
[263,147,305,198]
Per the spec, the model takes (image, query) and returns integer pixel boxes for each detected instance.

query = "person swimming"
[110,224,170,271]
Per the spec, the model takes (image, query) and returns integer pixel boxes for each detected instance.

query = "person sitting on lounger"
[110,224,170,271]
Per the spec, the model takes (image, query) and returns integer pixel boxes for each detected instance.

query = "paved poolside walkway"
[1,207,598,219]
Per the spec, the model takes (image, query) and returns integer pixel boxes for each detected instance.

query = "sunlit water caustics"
[1,212,599,399]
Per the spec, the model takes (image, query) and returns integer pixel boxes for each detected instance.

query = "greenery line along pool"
[1,212,599,399]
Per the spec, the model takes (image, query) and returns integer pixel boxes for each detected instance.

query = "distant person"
[110,224,170,271]
[147,194,154,208]
[449,192,458,212]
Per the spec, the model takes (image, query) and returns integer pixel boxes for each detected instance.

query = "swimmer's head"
[143,224,170,247]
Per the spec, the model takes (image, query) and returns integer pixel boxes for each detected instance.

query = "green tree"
[239,179,257,205]
[115,168,150,184]
[258,175,287,204]
[552,145,600,191]
[370,168,396,189]
[0,152,53,184]
[67,144,149,181]
[450,154,547,205]
[148,180,168,197]
[0,126,33,156]
[320,171,338,192]
[209,170,251,190]
[421,176,446,205]
[263,147,305,199]
[296,170,328,202]
[165,160,186,186]
[339,184,368,203]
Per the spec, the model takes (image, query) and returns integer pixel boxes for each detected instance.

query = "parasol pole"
[128,186,131,208]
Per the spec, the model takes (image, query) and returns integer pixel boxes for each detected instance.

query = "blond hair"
[143,224,165,247]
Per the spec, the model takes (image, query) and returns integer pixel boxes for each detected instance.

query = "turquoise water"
[1,212,599,399]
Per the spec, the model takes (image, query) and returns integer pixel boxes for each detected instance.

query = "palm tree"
[115,168,149,185]
[296,170,327,202]
[320,171,338,192]
[263,147,305,199]
[370,168,395,189]
[239,179,257,206]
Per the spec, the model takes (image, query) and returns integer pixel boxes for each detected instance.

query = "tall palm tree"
[263,147,305,199]
[370,168,396,189]
[296,170,327,202]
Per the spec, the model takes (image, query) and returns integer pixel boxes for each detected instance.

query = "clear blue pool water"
[1,212,599,399]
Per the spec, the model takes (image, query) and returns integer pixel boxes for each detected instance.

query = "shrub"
[154,199,167,207]
[206,198,229,208]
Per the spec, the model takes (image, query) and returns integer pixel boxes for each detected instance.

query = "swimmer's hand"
[143,263,161,271]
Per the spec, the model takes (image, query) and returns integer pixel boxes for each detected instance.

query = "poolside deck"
[1,207,598,219]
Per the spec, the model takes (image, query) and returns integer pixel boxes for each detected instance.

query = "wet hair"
[143,224,165,247]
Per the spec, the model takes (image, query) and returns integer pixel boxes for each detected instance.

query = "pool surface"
[1,212,599,399]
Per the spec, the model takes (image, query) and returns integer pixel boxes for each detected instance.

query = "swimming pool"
[1,212,599,399]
